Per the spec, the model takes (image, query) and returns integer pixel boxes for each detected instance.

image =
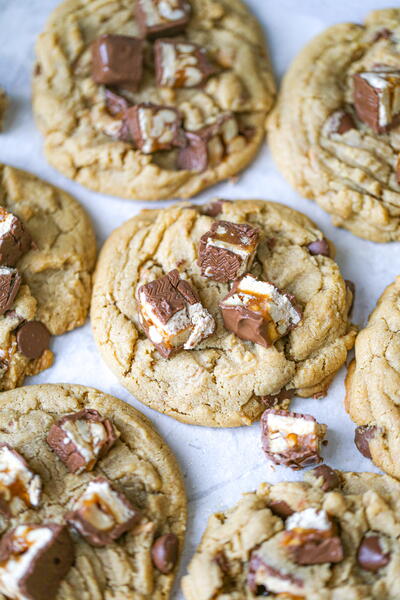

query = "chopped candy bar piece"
[0,444,41,517]
[199,222,259,283]
[219,274,301,346]
[66,477,141,547]
[0,267,21,315]
[323,109,355,135]
[0,524,74,600]
[155,39,217,88]
[126,103,186,153]
[91,34,144,89]
[353,70,400,133]
[0,207,32,267]
[261,409,326,469]
[136,0,191,39]
[137,269,215,358]
[47,409,119,474]
[247,551,304,596]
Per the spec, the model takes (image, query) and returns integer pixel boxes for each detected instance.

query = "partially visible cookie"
[268,9,400,242]
[0,383,186,599]
[182,468,400,599]
[345,277,400,479]
[91,199,356,427]
[0,89,7,131]
[0,165,96,390]
[33,0,275,201]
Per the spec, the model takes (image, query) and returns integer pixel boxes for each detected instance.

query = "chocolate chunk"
[293,535,344,566]
[136,0,191,39]
[0,207,32,267]
[105,89,129,117]
[66,477,141,547]
[198,221,259,283]
[138,269,215,358]
[261,409,326,470]
[310,465,340,492]
[91,34,144,88]
[354,425,377,459]
[0,267,21,315]
[247,553,304,596]
[219,274,302,347]
[353,70,400,133]
[16,321,50,359]
[373,28,393,42]
[357,534,390,572]
[155,39,217,88]
[125,103,186,153]
[260,389,295,408]
[151,533,179,573]
[0,443,42,517]
[200,199,232,217]
[307,239,330,257]
[46,409,119,474]
[0,523,74,600]
[324,109,355,135]
[177,130,208,172]
[214,551,229,573]
[268,500,294,519]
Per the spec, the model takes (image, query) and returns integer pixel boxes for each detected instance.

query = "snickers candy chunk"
[136,0,191,39]
[126,103,185,153]
[0,523,74,600]
[137,269,215,358]
[323,109,355,136]
[0,444,41,517]
[198,221,259,283]
[67,477,141,547]
[91,34,144,89]
[46,409,119,474]
[353,70,400,133]
[155,39,217,88]
[0,266,21,315]
[219,274,302,347]
[281,508,344,566]
[0,207,32,267]
[261,410,326,469]
[247,552,304,597]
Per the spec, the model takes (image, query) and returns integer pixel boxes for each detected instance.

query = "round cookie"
[345,277,400,480]
[91,199,356,427]
[32,0,275,201]
[268,9,400,242]
[0,165,96,390]
[182,468,400,599]
[0,383,186,599]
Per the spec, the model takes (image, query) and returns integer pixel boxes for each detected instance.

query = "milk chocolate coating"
[0,268,21,315]
[16,321,50,359]
[151,533,179,573]
[154,39,218,88]
[293,535,344,566]
[125,103,186,152]
[247,554,303,594]
[353,71,400,133]
[91,34,144,88]
[310,465,340,492]
[307,239,330,257]
[200,199,232,217]
[220,304,272,348]
[0,209,32,267]
[136,0,191,39]
[354,425,377,459]
[177,131,209,172]
[357,534,390,572]
[105,89,129,117]
[267,500,294,519]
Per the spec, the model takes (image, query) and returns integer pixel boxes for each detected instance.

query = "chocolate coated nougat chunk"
[91,34,144,88]
[353,69,400,133]
[136,0,191,39]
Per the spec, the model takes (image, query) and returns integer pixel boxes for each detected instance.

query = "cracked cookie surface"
[268,9,400,242]
[182,469,400,600]
[91,199,356,427]
[32,0,275,201]
[0,165,96,390]
[0,383,186,599]
[345,276,400,480]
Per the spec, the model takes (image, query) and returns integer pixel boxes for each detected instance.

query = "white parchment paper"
[0,1,399,597]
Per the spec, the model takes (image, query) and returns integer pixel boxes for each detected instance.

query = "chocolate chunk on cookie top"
[126,103,185,153]
[47,409,119,474]
[357,533,390,572]
[137,269,215,358]
[247,553,304,596]
[91,34,144,88]
[0,207,32,267]
[0,524,74,600]
[198,221,259,283]
[219,274,302,347]
[155,39,217,88]
[136,0,191,39]
[261,410,326,469]
[67,478,142,547]
[353,70,400,133]
[0,444,41,517]
[0,267,21,315]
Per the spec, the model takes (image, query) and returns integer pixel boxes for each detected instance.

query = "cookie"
[32,0,275,201]
[345,277,400,480]
[0,165,96,390]
[0,89,7,131]
[182,467,400,599]
[0,383,186,599]
[91,199,356,427]
[268,9,400,242]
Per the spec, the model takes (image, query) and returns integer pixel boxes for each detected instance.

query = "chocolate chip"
[16,321,50,359]
[311,465,340,492]
[294,536,344,566]
[91,34,144,88]
[200,199,231,217]
[307,239,330,257]
[0,267,21,315]
[151,533,179,573]
[357,534,390,572]
[354,425,377,459]
[268,500,294,519]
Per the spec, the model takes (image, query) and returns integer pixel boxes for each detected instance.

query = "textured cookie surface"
[268,9,400,242]
[345,277,400,479]
[182,469,400,600]
[91,199,356,427]
[0,165,96,390]
[0,383,186,599]
[33,0,275,201]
